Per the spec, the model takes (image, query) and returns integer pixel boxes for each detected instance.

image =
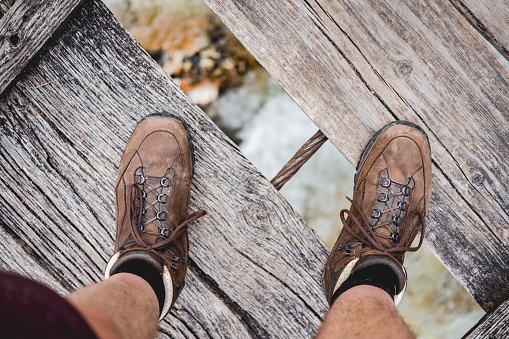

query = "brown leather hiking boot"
[105,113,205,320]
[323,121,432,306]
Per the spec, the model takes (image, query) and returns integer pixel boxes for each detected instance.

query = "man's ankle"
[110,253,165,315]
[330,264,398,306]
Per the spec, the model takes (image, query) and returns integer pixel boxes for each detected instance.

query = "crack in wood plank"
[449,0,509,63]
[188,258,268,339]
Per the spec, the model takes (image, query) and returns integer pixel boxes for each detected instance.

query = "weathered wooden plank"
[0,216,66,295]
[450,0,509,62]
[0,0,328,337]
[159,272,253,338]
[0,0,84,95]
[204,0,509,310]
[464,299,509,338]
[0,87,113,289]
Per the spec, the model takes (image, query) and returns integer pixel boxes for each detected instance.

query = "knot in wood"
[397,60,413,76]
[9,34,20,46]
[242,202,270,231]
[198,118,213,132]
[472,172,484,186]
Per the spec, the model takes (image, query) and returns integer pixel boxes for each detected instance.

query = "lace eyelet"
[136,175,146,185]
[139,224,144,231]
[141,190,147,198]
[160,227,170,237]
[371,209,382,219]
[392,215,401,226]
[380,177,391,188]
[156,211,167,221]
[378,192,389,202]
[398,201,407,211]
[391,232,401,243]
[160,177,170,187]
[345,244,352,255]
[401,186,412,196]
[157,193,167,203]
[141,207,146,215]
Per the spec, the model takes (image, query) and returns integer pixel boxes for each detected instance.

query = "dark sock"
[330,264,398,305]
[112,259,165,314]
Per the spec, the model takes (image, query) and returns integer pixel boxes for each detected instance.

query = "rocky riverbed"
[103,0,485,337]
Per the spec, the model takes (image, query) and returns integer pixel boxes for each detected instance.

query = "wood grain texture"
[0,218,66,295]
[0,0,328,337]
[465,299,509,338]
[0,0,16,14]
[450,0,509,62]
[205,0,509,311]
[0,0,84,95]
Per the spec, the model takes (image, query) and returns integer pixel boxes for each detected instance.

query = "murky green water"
[104,0,485,337]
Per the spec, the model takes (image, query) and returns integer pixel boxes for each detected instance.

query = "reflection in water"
[104,1,485,337]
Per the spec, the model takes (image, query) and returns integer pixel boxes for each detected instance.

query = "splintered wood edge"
[464,298,509,338]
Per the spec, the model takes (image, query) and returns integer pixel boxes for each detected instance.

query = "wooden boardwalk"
[2,0,509,337]
[204,0,509,336]
[0,0,329,337]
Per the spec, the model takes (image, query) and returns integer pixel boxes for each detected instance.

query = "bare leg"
[67,273,159,339]
[316,285,414,339]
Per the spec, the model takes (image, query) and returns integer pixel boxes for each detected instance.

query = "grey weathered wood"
[450,0,509,62]
[464,299,509,338]
[0,0,16,14]
[0,0,328,337]
[0,0,84,95]
[0,220,66,295]
[205,0,509,311]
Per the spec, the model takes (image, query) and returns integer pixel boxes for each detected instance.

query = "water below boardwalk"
[104,0,485,337]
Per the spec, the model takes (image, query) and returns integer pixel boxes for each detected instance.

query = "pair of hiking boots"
[104,114,431,319]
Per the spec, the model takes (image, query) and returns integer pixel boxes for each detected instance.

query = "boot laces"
[122,173,206,269]
[339,176,425,258]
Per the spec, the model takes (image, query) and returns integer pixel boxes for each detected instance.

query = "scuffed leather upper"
[114,115,193,303]
[323,122,432,304]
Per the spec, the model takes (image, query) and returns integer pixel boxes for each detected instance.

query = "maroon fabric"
[0,271,97,339]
